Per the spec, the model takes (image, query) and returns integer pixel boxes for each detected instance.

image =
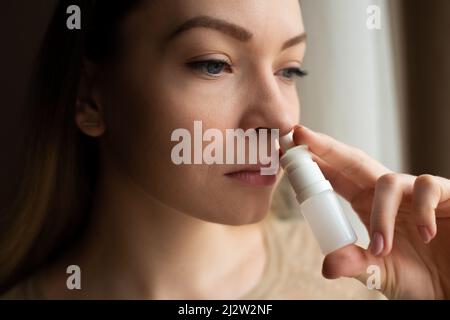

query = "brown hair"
[0,0,141,293]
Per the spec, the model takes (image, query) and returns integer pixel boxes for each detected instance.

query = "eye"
[187,59,232,77]
[276,67,308,80]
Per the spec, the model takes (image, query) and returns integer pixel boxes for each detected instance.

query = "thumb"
[322,244,387,291]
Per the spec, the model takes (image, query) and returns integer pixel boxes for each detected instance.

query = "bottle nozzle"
[279,131,295,152]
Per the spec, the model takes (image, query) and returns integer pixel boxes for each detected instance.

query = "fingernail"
[370,232,384,256]
[417,225,433,243]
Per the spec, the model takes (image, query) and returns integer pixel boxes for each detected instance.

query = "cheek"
[282,84,301,121]
[102,75,239,215]
[102,64,275,224]
[293,99,301,122]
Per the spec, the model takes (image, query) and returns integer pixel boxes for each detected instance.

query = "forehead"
[126,0,305,43]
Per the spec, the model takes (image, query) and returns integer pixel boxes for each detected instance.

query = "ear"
[75,61,106,137]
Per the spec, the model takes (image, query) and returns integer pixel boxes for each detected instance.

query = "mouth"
[224,166,278,186]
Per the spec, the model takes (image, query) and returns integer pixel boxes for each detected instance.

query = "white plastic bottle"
[279,131,357,255]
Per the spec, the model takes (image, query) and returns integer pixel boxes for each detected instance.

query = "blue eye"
[187,59,232,76]
[277,67,308,80]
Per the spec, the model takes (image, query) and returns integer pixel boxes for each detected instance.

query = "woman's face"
[97,0,305,225]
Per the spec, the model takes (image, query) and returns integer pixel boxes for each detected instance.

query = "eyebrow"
[281,33,307,51]
[165,15,306,51]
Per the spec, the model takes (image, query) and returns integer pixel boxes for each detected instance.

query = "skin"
[7,0,450,299]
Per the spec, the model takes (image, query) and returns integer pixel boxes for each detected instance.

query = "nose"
[238,66,298,136]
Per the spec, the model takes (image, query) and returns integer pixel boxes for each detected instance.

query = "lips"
[224,166,278,186]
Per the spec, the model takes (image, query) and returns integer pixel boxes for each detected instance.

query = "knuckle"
[414,174,436,190]
[377,173,400,187]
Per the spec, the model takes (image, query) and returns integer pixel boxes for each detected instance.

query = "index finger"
[293,125,390,190]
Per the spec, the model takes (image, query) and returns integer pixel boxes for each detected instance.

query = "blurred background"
[1,0,450,246]
[299,0,450,178]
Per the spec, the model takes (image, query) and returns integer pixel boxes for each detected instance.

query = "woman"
[1,0,450,299]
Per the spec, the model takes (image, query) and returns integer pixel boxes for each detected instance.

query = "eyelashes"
[187,59,232,77]
[186,59,308,80]
[276,67,308,79]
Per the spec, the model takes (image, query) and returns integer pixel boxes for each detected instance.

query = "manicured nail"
[417,225,433,243]
[370,232,384,256]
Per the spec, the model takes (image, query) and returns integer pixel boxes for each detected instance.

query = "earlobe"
[75,99,106,137]
[75,61,106,137]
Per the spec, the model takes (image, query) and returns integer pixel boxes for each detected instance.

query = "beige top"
[240,213,386,300]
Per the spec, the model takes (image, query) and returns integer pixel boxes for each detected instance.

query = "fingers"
[412,175,439,242]
[322,244,386,292]
[311,153,363,202]
[434,176,450,217]
[411,174,450,241]
[369,173,414,256]
[322,244,368,279]
[293,125,390,190]
[369,173,450,256]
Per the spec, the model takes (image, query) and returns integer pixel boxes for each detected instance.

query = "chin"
[204,202,270,226]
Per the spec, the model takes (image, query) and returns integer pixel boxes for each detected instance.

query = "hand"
[293,125,450,299]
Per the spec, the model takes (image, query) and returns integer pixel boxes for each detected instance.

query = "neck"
[63,158,267,299]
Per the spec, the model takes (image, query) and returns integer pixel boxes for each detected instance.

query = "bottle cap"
[279,131,295,152]
[279,130,333,204]
[279,130,311,170]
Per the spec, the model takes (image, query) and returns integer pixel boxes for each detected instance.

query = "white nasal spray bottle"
[279,131,357,255]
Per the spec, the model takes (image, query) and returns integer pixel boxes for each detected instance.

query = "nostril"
[255,127,268,133]
[279,124,296,138]
[254,125,295,139]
